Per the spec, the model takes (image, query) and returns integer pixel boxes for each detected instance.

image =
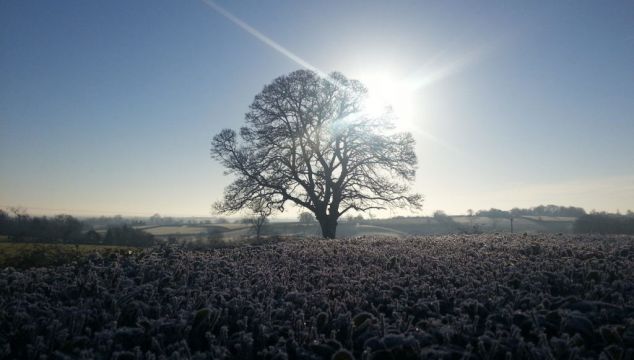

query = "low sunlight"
[359,71,416,131]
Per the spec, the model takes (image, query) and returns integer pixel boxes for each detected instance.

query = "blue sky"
[1,1,633,217]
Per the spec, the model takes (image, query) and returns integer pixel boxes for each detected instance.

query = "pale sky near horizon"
[1,1,633,218]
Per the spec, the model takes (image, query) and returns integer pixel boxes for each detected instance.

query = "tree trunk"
[318,215,338,239]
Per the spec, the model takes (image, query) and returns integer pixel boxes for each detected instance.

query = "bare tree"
[8,206,28,218]
[298,211,316,225]
[248,196,271,241]
[150,213,162,224]
[211,70,422,238]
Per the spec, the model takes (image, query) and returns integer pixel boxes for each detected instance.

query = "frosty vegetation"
[1,234,633,359]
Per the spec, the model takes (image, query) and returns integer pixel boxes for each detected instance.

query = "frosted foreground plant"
[0,234,633,359]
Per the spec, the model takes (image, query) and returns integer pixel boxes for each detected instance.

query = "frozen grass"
[1,234,633,359]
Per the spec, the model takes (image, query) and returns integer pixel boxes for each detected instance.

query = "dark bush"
[104,225,155,247]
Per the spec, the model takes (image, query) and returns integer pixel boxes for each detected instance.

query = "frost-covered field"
[1,234,633,359]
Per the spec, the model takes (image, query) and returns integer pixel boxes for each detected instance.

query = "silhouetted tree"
[298,212,316,225]
[346,214,364,223]
[248,197,271,241]
[211,70,422,238]
[476,208,509,218]
[8,206,27,217]
[478,205,586,218]
[51,215,83,243]
[466,209,474,227]
[0,210,9,235]
[150,213,162,224]
[84,229,102,244]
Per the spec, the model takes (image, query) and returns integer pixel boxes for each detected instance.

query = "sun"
[360,72,415,131]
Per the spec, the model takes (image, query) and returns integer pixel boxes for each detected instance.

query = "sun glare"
[361,72,415,131]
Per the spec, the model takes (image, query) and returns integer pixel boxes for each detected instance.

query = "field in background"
[137,215,576,244]
[1,214,574,250]
[134,223,252,238]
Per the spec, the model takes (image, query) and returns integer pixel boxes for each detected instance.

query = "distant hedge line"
[573,214,634,235]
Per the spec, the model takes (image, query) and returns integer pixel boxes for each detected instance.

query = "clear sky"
[1,1,633,217]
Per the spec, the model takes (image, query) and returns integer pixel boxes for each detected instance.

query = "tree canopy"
[211,70,422,238]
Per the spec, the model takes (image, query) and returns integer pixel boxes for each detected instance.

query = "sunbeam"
[405,46,486,92]
[201,0,484,157]
[200,0,327,78]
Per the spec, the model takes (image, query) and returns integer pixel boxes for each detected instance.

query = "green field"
[0,242,137,269]
[521,215,577,222]
[142,225,208,236]
[133,224,250,236]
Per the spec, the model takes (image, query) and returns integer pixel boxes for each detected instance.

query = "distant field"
[143,226,208,236]
[141,224,251,237]
[132,225,162,230]
[522,215,577,222]
[212,223,252,230]
[136,216,577,240]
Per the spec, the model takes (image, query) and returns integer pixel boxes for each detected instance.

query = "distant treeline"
[81,215,146,228]
[573,213,634,235]
[476,205,587,218]
[0,210,155,247]
[82,214,215,228]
